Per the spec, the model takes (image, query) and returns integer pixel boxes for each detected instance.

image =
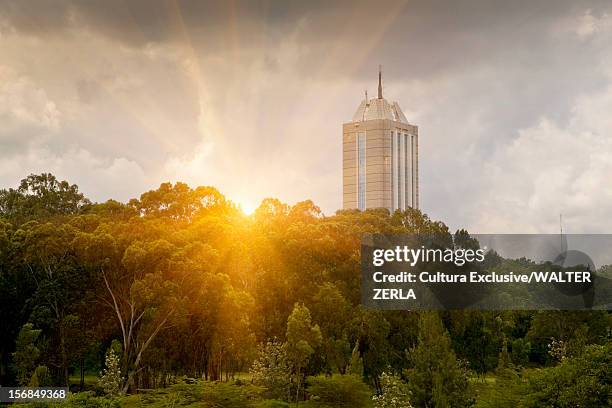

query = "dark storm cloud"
[0,1,606,77]
[1,0,300,45]
[1,0,608,93]
[0,1,585,50]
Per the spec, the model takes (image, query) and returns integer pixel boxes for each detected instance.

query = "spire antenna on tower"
[378,65,383,99]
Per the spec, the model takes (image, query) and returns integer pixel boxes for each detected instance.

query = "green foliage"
[496,338,511,370]
[471,371,527,408]
[64,392,120,408]
[522,343,612,407]
[346,342,364,377]
[17,392,119,408]
[134,382,264,408]
[0,173,90,222]
[527,311,609,363]
[133,182,229,221]
[305,374,372,408]
[476,344,612,407]
[250,339,291,400]
[1,173,610,408]
[510,338,531,366]
[12,323,41,386]
[199,382,264,407]
[372,371,413,408]
[286,303,322,402]
[99,349,122,396]
[29,365,52,387]
[310,283,352,373]
[255,401,291,408]
[407,312,475,408]
[286,305,322,364]
[447,311,504,373]
[355,310,391,383]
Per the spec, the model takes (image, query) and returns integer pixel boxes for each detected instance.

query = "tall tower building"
[342,68,419,212]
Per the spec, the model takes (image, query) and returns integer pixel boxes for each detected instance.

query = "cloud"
[573,9,612,39]
[0,67,60,152]
[1,1,612,233]
[473,80,612,233]
[0,145,149,202]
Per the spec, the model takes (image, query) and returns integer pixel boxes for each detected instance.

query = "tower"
[342,67,419,211]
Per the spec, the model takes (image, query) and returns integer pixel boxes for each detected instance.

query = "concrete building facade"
[342,69,419,212]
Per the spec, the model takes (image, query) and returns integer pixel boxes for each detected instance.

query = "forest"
[0,173,610,407]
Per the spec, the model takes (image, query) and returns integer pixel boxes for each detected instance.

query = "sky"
[1,0,612,232]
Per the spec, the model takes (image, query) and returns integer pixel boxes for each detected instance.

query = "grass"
[21,372,530,407]
[118,381,266,408]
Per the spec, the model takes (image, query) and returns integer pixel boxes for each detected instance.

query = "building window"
[357,132,366,210]
[405,133,410,208]
[391,131,397,210]
[399,132,404,210]
[411,134,416,207]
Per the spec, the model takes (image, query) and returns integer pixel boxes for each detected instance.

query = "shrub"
[250,339,291,400]
[18,392,119,408]
[372,371,412,408]
[133,382,264,408]
[255,400,291,408]
[12,323,41,386]
[29,365,53,387]
[98,349,122,396]
[407,313,475,407]
[522,343,612,407]
[511,338,531,366]
[199,382,264,408]
[64,392,120,408]
[305,374,372,408]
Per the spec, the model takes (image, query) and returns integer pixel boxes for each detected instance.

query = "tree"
[250,339,291,400]
[72,231,182,393]
[447,311,504,374]
[286,303,322,405]
[310,283,352,374]
[353,310,391,391]
[373,371,413,408]
[407,312,474,408]
[132,182,230,221]
[99,348,122,396]
[209,285,256,381]
[527,311,609,363]
[29,365,52,387]
[0,173,90,222]
[18,222,87,385]
[12,323,41,386]
[522,343,612,407]
[0,219,23,385]
[511,338,531,366]
[4,172,609,406]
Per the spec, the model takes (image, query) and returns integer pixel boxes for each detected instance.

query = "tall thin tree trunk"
[295,368,300,407]
[79,358,85,391]
[59,325,69,386]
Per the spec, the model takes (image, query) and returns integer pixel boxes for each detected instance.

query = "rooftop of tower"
[351,66,410,124]
[351,97,409,123]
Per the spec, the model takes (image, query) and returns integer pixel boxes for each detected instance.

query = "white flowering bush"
[548,338,568,362]
[249,339,291,400]
[99,348,122,396]
[372,371,413,408]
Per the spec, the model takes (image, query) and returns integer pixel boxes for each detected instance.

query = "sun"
[238,200,257,216]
